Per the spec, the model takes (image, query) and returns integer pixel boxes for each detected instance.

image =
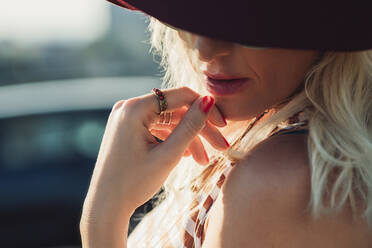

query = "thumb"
[157,96,215,162]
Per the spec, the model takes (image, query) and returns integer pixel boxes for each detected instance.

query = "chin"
[215,102,257,122]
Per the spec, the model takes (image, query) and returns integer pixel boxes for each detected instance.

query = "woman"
[80,0,372,247]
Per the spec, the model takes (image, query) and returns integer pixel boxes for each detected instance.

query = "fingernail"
[199,96,215,113]
[221,114,227,125]
[223,137,230,147]
[204,150,210,163]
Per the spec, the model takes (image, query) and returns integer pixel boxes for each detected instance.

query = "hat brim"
[107,0,372,52]
[106,0,141,11]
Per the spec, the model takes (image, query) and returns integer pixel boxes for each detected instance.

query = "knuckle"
[180,86,198,97]
[123,97,141,111]
[124,97,141,109]
[112,97,142,118]
[112,100,125,111]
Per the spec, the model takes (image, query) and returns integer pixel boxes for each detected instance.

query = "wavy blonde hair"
[133,16,372,235]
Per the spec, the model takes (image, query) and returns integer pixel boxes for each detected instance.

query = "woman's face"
[178,30,321,121]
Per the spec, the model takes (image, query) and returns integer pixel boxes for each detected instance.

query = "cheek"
[212,50,318,121]
[255,57,308,101]
[214,68,304,121]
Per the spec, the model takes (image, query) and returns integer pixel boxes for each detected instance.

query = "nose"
[192,35,233,62]
[181,33,233,62]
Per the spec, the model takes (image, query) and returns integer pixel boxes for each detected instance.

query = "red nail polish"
[222,115,227,125]
[204,150,210,163]
[223,137,230,147]
[199,96,215,113]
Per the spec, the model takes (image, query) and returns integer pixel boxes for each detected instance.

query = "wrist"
[80,203,133,233]
[80,194,134,247]
[80,214,130,248]
[81,190,135,226]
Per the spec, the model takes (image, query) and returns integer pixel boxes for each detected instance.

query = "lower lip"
[205,77,250,96]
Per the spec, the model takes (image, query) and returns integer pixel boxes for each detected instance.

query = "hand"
[81,86,229,229]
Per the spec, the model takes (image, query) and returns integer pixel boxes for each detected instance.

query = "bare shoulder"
[202,134,372,248]
[223,133,311,219]
[227,132,311,197]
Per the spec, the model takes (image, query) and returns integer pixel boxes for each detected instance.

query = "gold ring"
[151,88,167,115]
[157,111,172,125]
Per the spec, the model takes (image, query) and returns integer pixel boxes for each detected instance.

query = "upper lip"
[203,71,248,80]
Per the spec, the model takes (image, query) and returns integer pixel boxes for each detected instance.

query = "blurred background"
[0,0,163,247]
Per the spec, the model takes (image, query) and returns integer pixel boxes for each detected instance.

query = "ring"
[157,111,173,125]
[151,88,168,115]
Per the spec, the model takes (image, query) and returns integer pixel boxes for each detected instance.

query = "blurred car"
[0,77,162,248]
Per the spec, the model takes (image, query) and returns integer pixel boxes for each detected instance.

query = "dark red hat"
[107,0,372,52]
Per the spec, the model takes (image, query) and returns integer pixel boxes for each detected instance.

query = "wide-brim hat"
[107,0,371,52]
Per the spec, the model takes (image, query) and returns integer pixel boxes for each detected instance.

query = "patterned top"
[127,110,309,248]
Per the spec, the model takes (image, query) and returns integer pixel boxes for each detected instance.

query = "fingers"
[209,105,227,127]
[148,108,186,130]
[188,136,209,165]
[112,99,126,111]
[140,87,227,127]
[150,129,170,142]
[149,106,226,134]
[150,113,229,152]
[200,121,230,150]
[150,129,191,157]
[153,96,215,166]
[157,111,174,126]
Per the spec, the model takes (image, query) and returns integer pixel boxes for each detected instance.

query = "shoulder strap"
[269,124,309,137]
[274,128,309,136]
[268,108,310,138]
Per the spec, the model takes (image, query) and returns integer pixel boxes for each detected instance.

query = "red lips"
[203,71,247,81]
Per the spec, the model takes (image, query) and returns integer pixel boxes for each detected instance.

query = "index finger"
[140,86,227,127]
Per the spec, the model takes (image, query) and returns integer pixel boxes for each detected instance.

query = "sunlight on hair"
[128,17,372,245]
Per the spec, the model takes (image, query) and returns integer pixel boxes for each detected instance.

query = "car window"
[0,110,110,172]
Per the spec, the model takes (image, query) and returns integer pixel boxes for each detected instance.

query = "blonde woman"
[80,1,372,247]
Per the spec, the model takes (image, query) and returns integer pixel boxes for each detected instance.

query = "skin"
[178,30,321,120]
[202,133,372,247]
[173,32,372,247]
[81,28,372,248]
[80,87,229,247]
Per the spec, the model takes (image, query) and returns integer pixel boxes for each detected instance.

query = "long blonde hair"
[139,17,372,231]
